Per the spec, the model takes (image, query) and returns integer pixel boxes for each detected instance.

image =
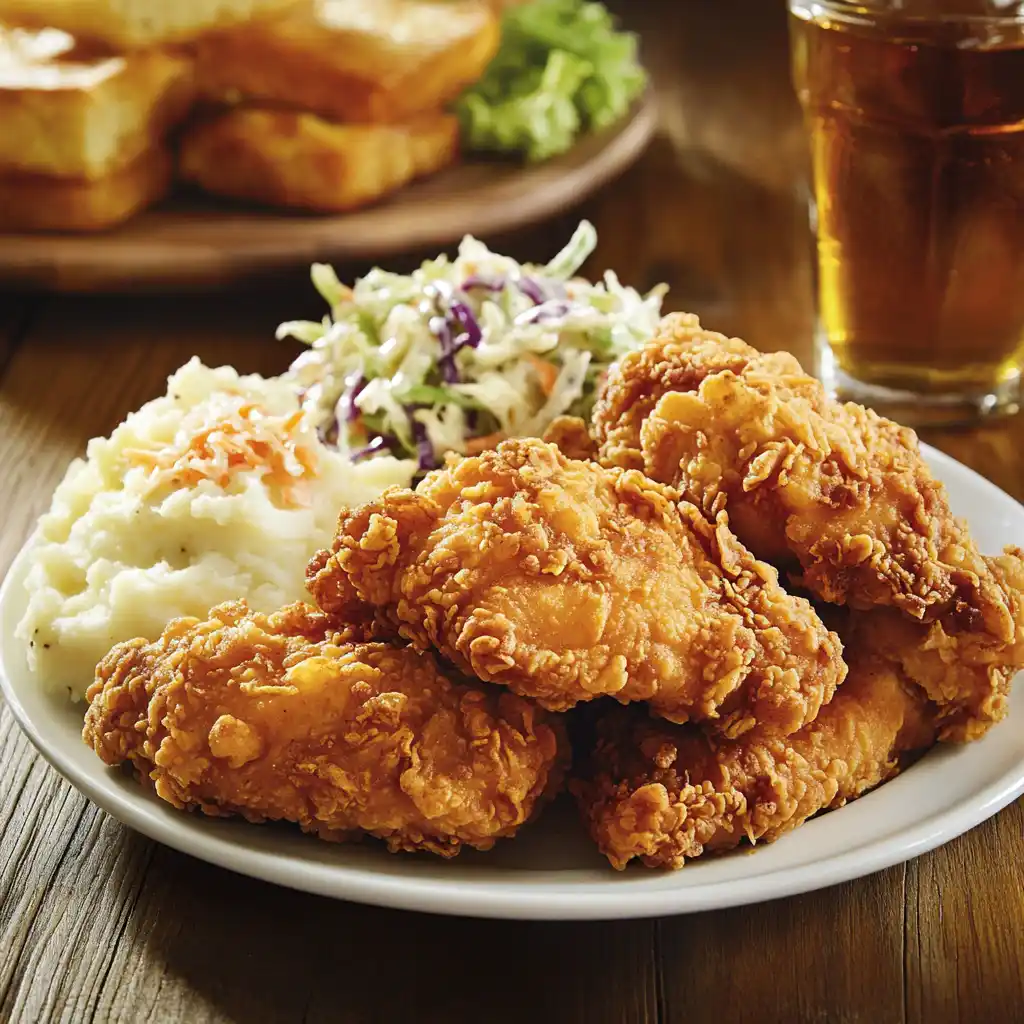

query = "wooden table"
[2,2,1023,1021]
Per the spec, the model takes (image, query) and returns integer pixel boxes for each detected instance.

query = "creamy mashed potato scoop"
[17,358,413,700]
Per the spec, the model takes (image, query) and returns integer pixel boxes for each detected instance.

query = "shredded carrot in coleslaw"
[124,403,318,508]
[525,354,559,397]
[464,430,506,455]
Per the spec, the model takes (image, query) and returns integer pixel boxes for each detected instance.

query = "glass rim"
[788,1,1024,26]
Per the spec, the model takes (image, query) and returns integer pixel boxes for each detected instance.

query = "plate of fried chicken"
[3,312,1023,920]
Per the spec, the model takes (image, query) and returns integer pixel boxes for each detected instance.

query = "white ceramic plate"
[2,444,1022,920]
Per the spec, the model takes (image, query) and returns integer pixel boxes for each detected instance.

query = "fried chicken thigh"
[595,316,1023,736]
[573,644,937,870]
[592,312,822,476]
[84,601,566,858]
[308,438,845,736]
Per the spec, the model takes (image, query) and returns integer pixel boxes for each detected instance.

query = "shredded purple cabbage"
[449,299,482,349]
[462,274,506,292]
[517,276,547,305]
[429,291,484,384]
[341,373,367,423]
[516,299,574,325]
[441,359,460,384]
[428,315,459,383]
[351,435,392,461]
[409,416,436,472]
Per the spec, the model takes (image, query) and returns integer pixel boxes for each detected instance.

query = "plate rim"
[2,442,1022,920]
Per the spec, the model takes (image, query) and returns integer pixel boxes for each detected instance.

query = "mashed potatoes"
[17,358,414,700]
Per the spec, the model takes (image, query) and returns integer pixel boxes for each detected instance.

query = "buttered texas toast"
[0,26,193,179]
[194,0,499,124]
[179,108,459,212]
[0,147,171,231]
[0,0,300,48]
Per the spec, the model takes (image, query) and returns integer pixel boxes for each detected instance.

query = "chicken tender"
[573,648,936,870]
[83,600,566,858]
[307,438,845,735]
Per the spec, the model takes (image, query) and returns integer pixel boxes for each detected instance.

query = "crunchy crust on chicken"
[307,438,845,736]
[592,312,820,473]
[851,550,1024,741]
[541,415,597,461]
[593,317,1022,741]
[572,648,936,870]
[83,600,566,859]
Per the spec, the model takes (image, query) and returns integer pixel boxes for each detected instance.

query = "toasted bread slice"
[0,0,300,48]
[0,146,171,231]
[0,25,193,179]
[180,107,459,212]
[194,0,499,124]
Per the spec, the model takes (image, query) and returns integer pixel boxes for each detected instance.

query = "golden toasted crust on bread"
[180,108,459,213]
[0,0,301,48]
[0,26,193,179]
[194,0,499,124]
[0,147,171,231]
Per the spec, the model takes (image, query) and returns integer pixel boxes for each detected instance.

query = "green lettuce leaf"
[455,0,647,161]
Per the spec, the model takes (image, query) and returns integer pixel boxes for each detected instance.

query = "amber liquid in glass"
[791,7,1024,408]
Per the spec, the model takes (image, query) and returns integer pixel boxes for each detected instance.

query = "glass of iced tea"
[789,0,1024,424]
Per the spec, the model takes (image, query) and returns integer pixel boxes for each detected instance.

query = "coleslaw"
[278,221,666,471]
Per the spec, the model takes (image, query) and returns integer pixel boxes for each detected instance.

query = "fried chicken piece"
[595,319,1021,731]
[573,647,937,870]
[596,318,1024,741]
[637,365,1022,733]
[852,549,1024,741]
[541,415,596,461]
[592,312,821,474]
[623,325,1007,622]
[307,438,845,735]
[83,600,566,859]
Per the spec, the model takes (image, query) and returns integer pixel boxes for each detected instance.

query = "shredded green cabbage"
[280,222,666,469]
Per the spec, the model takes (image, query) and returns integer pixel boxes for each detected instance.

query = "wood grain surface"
[2,2,1023,1022]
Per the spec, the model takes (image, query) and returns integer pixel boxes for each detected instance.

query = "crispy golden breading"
[595,318,1023,733]
[308,438,845,735]
[179,108,459,213]
[573,649,936,870]
[592,312,820,475]
[193,0,499,124]
[851,549,1024,741]
[0,147,171,231]
[613,319,1001,621]
[0,25,193,180]
[541,415,596,461]
[83,600,566,859]
[0,0,301,48]
[641,363,1019,638]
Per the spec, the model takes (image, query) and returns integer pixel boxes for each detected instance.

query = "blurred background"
[3,0,814,362]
